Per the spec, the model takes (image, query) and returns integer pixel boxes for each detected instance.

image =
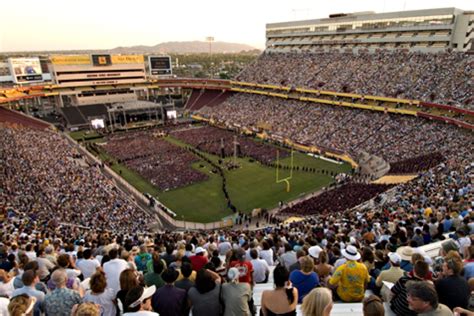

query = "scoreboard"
[148,56,172,76]
[8,57,43,84]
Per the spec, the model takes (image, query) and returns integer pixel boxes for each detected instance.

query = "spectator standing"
[152,268,186,316]
[44,269,83,316]
[83,270,116,316]
[103,248,128,295]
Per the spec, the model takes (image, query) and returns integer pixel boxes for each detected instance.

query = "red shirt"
[190,255,208,271]
[229,260,253,284]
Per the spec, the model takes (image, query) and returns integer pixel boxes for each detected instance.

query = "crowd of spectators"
[236,50,473,108]
[103,131,208,191]
[281,183,392,216]
[1,124,153,235]
[171,126,289,164]
[198,93,473,170]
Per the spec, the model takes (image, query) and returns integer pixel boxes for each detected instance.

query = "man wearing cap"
[190,247,208,272]
[152,268,186,316]
[124,285,158,315]
[329,245,370,302]
[222,267,252,316]
[376,253,404,301]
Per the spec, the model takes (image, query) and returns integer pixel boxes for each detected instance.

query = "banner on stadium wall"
[112,55,144,64]
[51,55,90,65]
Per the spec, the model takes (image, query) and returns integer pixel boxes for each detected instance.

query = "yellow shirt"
[329,260,370,302]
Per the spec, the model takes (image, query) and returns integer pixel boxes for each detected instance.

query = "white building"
[266,8,474,52]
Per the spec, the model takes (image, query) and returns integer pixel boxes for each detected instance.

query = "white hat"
[227,267,240,282]
[308,246,322,259]
[129,285,156,308]
[388,252,401,265]
[195,247,205,254]
[342,245,361,261]
[396,246,414,261]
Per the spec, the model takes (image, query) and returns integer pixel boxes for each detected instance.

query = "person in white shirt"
[35,248,55,281]
[77,249,100,279]
[103,248,129,295]
[250,249,270,283]
[260,241,274,266]
[279,244,297,270]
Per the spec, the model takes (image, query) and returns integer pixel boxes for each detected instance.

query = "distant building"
[266,8,474,52]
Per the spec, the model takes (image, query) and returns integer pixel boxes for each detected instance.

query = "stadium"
[0,6,473,316]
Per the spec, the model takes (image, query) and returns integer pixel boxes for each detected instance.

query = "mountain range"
[110,41,260,54]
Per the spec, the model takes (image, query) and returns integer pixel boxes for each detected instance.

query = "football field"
[78,131,352,223]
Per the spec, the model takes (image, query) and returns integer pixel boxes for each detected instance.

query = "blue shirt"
[289,270,319,303]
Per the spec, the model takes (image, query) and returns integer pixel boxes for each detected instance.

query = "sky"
[1,0,472,52]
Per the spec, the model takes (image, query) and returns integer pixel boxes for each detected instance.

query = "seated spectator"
[123,285,157,315]
[11,270,45,316]
[260,241,274,267]
[84,270,116,316]
[221,267,252,316]
[314,250,332,286]
[435,251,470,311]
[375,253,404,301]
[363,295,384,316]
[279,244,297,270]
[44,269,83,316]
[396,246,414,272]
[463,245,474,280]
[261,265,298,316]
[289,256,319,303]
[301,287,333,316]
[187,269,221,316]
[250,249,270,284]
[391,260,430,316]
[190,247,208,272]
[174,262,195,292]
[329,245,370,302]
[406,281,453,316]
[8,294,36,316]
[229,249,253,285]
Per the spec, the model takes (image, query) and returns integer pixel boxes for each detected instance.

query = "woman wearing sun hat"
[328,245,370,302]
[123,285,158,315]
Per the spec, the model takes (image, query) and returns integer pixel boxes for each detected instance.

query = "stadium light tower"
[206,36,214,78]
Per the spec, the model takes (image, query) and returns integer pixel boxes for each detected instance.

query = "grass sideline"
[80,133,352,223]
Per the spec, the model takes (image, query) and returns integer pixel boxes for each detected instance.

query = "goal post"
[276,149,294,192]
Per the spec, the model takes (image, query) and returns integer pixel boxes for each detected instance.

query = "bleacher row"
[185,90,233,111]
[60,104,108,126]
[0,107,50,130]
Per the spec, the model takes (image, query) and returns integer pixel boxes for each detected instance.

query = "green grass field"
[82,132,352,223]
